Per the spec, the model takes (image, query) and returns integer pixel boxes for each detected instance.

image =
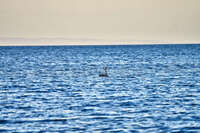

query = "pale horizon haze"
[0,0,200,45]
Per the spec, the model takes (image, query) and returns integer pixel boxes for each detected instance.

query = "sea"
[0,44,200,132]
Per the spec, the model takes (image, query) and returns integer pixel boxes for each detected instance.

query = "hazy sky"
[0,0,200,43]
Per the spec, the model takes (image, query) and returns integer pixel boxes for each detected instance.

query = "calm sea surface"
[0,44,200,132]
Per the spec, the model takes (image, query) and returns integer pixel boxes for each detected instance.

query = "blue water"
[1,44,200,132]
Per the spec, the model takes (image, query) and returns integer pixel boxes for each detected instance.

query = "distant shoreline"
[0,37,199,46]
[0,43,200,46]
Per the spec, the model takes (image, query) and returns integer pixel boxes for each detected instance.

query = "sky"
[0,0,200,44]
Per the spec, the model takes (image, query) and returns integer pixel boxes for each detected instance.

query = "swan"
[99,66,108,77]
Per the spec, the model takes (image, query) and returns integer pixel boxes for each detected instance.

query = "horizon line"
[0,42,200,46]
[0,37,200,46]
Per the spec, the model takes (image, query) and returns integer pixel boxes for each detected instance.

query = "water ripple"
[0,45,200,132]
